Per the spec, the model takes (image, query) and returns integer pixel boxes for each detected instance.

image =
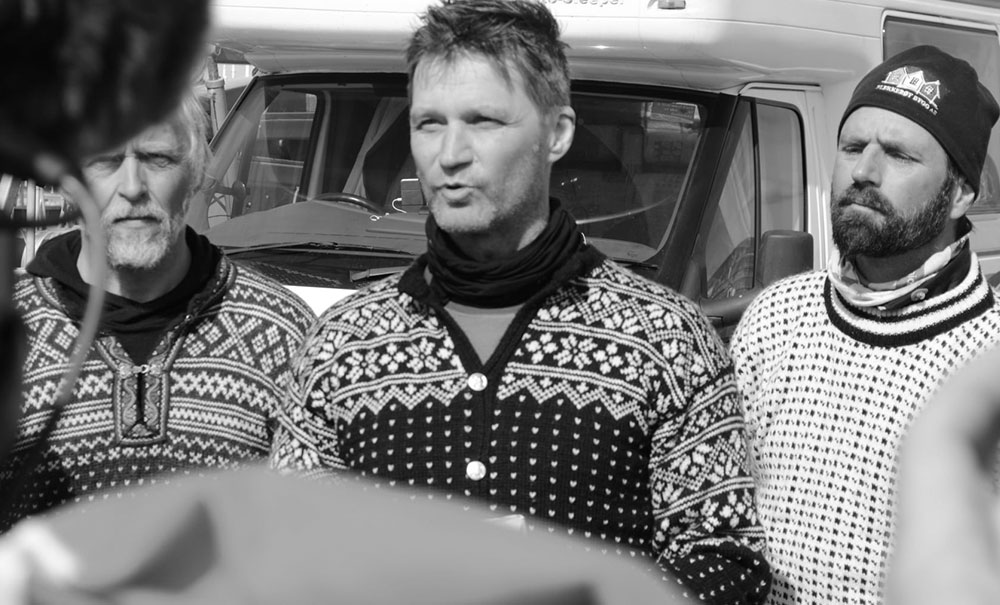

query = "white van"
[17,0,1000,337]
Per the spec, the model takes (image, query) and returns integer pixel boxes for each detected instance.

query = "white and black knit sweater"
[730,259,1000,605]
[272,250,771,604]
[0,254,314,531]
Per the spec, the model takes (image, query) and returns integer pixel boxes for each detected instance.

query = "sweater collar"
[28,227,229,330]
[423,199,587,308]
[399,244,606,312]
[828,219,973,311]
[825,251,995,347]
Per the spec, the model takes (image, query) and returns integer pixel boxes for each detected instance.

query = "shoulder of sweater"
[13,270,51,309]
[731,270,826,349]
[592,259,744,321]
[567,260,729,350]
[311,272,408,326]
[590,258,710,313]
[13,267,33,291]
[742,269,827,316]
[219,261,317,329]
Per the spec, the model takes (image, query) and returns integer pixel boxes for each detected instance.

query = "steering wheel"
[313,192,382,214]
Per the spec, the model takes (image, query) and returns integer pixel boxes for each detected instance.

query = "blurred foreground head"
[0,0,210,184]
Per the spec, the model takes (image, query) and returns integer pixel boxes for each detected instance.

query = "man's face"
[831,106,958,258]
[83,122,192,270]
[409,54,567,251]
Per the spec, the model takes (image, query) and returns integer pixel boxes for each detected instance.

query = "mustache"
[834,185,892,214]
[102,201,170,222]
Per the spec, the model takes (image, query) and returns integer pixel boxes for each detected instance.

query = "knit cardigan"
[729,259,1000,605]
[272,253,771,604]
[0,256,315,531]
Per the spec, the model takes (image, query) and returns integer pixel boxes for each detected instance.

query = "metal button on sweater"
[467,373,488,392]
[466,460,486,481]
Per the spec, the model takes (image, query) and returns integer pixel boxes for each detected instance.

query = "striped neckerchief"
[828,228,972,310]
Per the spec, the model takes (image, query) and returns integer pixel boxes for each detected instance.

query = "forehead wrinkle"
[843,113,947,164]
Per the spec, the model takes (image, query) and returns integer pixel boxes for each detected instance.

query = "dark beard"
[831,176,955,258]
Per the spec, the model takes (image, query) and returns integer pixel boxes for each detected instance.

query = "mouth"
[437,183,474,202]
[836,190,886,214]
[841,201,884,214]
[111,216,160,226]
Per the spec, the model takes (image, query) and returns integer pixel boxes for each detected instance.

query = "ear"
[547,106,576,163]
[950,177,977,219]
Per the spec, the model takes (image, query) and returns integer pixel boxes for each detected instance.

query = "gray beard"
[105,217,185,271]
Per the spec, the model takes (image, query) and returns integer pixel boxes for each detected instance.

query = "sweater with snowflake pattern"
[729,260,1000,605]
[272,249,771,604]
[0,255,315,531]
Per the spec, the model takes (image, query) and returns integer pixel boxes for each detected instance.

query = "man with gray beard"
[729,45,1000,605]
[0,95,315,532]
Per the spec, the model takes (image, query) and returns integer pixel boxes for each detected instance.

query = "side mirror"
[700,229,814,337]
[755,229,813,287]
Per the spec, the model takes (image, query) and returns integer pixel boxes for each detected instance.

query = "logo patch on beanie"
[877,66,941,115]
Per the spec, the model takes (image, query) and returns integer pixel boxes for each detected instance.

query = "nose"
[851,146,882,188]
[117,156,147,202]
[438,124,473,169]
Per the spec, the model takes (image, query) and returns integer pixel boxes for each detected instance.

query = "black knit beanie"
[838,45,1000,196]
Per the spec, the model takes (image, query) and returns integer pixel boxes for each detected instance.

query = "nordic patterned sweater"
[729,259,1000,605]
[271,249,771,604]
[0,253,315,531]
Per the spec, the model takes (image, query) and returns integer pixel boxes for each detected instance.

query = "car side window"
[702,101,805,300]
[244,90,319,214]
[759,103,804,234]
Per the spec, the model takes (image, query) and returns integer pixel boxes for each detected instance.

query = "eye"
[412,116,442,131]
[472,115,503,127]
[84,154,124,172]
[136,152,180,169]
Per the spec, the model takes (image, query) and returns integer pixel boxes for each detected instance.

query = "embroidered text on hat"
[878,67,941,115]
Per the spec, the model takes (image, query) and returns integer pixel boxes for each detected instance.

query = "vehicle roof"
[210,0,1000,92]
[210,0,859,92]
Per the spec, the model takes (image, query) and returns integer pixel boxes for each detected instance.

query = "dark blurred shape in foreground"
[0,0,210,183]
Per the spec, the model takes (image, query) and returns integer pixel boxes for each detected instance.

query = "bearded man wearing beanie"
[729,45,1000,605]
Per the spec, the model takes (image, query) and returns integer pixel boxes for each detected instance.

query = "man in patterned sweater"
[730,45,1000,605]
[0,94,315,531]
[271,1,770,603]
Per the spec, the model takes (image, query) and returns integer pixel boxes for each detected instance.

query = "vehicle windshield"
[189,74,710,289]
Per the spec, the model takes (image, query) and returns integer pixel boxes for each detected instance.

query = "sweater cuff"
[662,541,771,605]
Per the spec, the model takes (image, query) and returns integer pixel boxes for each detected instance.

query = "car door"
[683,86,821,341]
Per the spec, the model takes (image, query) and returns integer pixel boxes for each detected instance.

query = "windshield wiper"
[612,258,659,271]
[350,265,412,282]
[220,241,416,257]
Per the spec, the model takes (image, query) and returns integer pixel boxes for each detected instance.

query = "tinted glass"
[193,76,710,290]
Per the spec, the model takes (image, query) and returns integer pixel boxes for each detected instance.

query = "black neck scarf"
[28,227,223,362]
[425,199,586,308]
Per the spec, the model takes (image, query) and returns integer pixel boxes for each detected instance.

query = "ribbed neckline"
[824,256,994,348]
